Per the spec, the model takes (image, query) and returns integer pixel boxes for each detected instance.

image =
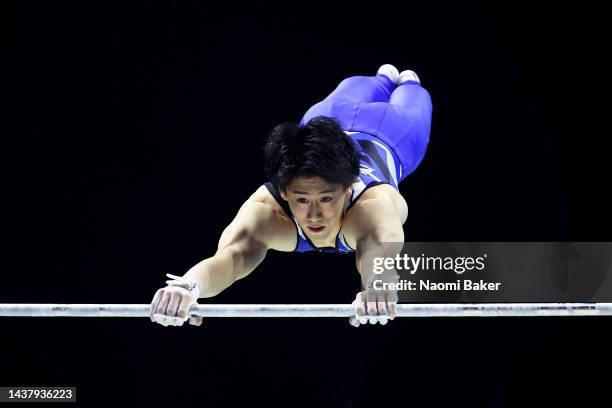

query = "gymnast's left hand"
[349,290,396,327]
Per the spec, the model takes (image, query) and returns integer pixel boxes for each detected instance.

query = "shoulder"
[342,184,408,248]
[351,184,408,222]
[240,185,297,252]
[249,184,283,207]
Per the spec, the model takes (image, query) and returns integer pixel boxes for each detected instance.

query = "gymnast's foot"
[377,64,400,83]
[398,69,420,84]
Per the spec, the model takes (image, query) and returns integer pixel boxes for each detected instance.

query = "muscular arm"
[182,201,280,298]
[348,193,405,289]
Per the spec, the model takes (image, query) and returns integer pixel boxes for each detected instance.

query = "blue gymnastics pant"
[300,74,433,181]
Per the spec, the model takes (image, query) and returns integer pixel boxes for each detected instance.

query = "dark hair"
[263,116,361,192]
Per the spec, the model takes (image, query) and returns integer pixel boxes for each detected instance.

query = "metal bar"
[0,303,611,317]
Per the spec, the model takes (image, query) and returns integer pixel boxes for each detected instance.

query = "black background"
[3,1,609,407]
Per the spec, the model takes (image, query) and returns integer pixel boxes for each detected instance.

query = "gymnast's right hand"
[149,286,203,327]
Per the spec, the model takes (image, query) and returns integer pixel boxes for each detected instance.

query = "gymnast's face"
[280,176,352,242]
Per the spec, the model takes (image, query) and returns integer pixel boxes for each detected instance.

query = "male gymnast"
[149,64,433,327]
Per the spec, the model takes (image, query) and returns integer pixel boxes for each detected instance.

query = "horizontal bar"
[0,303,611,318]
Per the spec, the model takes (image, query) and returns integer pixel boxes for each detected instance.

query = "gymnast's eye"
[321,197,332,202]
[297,198,308,204]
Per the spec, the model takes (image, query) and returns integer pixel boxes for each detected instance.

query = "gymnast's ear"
[279,189,288,201]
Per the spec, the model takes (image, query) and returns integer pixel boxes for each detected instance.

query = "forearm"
[181,236,269,298]
[356,229,404,290]
[182,248,240,298]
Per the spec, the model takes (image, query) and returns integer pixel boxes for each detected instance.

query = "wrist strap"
[165,273,201,300]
